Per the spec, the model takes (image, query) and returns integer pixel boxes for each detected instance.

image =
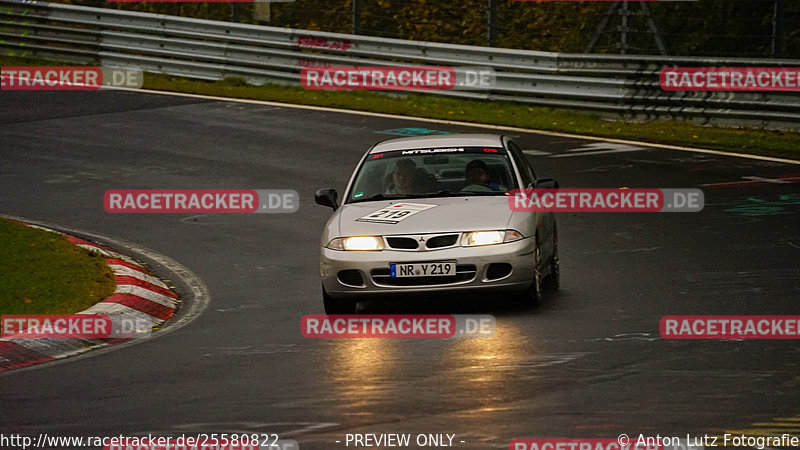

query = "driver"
[463,159,503,191]
[465,160,491,186]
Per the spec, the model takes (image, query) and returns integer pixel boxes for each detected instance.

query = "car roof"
[369,134,505,154]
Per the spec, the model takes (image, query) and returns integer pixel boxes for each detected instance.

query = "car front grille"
[385,234,461,251]
[425,234,459,249]
[370,264,477,286]
[385,237,419,250]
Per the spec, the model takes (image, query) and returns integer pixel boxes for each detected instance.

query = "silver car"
[315,134,559,313]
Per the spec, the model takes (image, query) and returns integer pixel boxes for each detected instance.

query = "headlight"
[327,236,385,251]
[461,230,523,247]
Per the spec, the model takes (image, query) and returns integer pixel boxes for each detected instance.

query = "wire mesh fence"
[60,0,799,58]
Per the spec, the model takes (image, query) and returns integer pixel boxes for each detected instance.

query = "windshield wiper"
[421,190,460,197]
[426,190,509,197]
[351,190,507,203]
[458,191,509,196]
[351,193,415,203]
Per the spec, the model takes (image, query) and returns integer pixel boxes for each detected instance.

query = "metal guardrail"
[2,0,800,130]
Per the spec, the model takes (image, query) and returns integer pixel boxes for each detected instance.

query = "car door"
[506,138,556,263]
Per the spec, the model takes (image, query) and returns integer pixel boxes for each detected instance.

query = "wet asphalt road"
[1,90,799,450]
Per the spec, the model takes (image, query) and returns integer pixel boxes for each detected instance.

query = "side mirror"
[534,178,559,189]
[315,188,339,211]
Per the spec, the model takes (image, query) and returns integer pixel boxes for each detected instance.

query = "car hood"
[334,196,514,236]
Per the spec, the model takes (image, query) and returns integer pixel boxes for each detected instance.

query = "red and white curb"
[0,223,180,372]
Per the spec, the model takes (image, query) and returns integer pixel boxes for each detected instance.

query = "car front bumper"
[321,237,536,299]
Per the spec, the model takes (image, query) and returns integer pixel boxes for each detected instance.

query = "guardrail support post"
[352,0,362,35]
[230,3,240,22]
[772,0,785,58]
[488,0,497,47]
[618,0,630,54]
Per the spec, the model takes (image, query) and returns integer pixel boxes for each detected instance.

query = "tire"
[547,228,560,290]
[323,285,357,314]
[513,241,543,306]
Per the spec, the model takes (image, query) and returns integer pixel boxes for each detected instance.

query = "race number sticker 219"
[356,203,437,224]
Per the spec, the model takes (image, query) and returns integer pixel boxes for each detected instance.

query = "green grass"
[2,54,799,161]
[144,75,800,160]
[0,218,117,315]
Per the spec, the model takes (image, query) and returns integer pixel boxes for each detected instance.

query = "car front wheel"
[513,242,543,306]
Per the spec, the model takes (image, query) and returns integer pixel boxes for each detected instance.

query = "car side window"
[507,140,536,188]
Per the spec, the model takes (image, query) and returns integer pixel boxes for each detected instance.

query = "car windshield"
[347,146,518,203]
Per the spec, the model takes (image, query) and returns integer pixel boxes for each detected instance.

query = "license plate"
[390,262,456,278]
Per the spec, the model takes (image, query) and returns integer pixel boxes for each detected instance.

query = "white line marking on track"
[566,143,641,152]
[552,148,646,158]
[5,337,104,359]
[700,175,800,187]
[742,176,793,184]
[522,150,552,156]
[107,86,800,165]
[553,143,647,158]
